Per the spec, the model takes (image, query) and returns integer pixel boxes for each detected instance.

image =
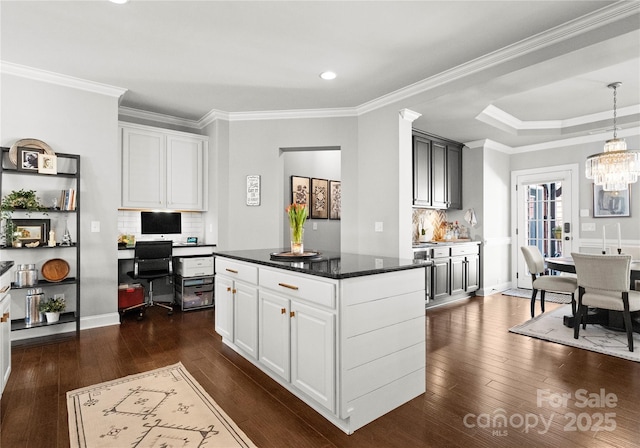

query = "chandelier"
[585,82,640,191]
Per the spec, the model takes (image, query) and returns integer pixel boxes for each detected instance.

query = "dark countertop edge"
[1,261,15,277]
[118,243,217,250]
[412,240,481,249]
[213,251,430,280]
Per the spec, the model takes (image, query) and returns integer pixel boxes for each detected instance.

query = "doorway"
[512,164,579,289]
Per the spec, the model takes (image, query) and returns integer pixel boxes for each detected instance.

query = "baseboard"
[80,312,121,330]
[477,281,512,296]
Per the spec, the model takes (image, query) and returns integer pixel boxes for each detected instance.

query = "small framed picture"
[246,174,260,206]
[291,176,310,206]
[38,153,57,174]
[310,178,329,219]
[12,219,51,245]
[593,184,631,217]
[329,180,341,220]
[16,147,44,172]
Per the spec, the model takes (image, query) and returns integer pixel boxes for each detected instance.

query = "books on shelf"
[58,189,76,211]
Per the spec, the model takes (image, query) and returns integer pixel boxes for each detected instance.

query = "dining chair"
[520,246,578,318]
[571,252,640,352]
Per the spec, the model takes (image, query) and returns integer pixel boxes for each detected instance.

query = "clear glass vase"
[290,226,304,255]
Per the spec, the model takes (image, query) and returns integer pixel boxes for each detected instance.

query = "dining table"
[545,255,640,332]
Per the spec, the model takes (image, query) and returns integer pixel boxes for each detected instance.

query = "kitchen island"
[213,249,428,434]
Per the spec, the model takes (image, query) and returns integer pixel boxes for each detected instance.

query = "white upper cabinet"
[120,123,208,211]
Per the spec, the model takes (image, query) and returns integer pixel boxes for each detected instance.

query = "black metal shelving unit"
[0,147,81,337]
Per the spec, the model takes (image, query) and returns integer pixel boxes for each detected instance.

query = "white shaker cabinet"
[259,280,336,413]
[120,123,207,211]
[214,258,259,360]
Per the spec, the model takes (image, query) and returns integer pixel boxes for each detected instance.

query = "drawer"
[259,268,335,309]
[450,245,479,256]
[215,258,258,285]
[175,289,213,310]
[432,247,450,258]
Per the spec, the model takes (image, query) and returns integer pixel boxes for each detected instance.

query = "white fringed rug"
[509,305,640,363]
[67,362,257,448]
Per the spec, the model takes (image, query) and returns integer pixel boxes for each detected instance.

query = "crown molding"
[118,106,203,129]
[0,60,127,98]
[476,104,640,134]
[224,108,358,122]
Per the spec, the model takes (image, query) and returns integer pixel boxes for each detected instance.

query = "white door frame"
[510,163,580,288]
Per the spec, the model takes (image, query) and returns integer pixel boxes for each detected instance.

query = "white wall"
[212,117,356,251]
[1,74,121,325]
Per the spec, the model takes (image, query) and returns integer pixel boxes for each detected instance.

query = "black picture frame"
[16,147,44,172]
[12,219,50,245]
[291,176,310,207]
[593,184,631,217]
[310,178,329,219]
[329,180,341,220]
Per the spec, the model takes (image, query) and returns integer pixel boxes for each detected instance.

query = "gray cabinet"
[427,243,480,308]
[412,131,463,210]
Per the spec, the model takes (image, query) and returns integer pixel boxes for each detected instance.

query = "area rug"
[67,362,257,448]
[502,288,572,304]
[509,305,640,362]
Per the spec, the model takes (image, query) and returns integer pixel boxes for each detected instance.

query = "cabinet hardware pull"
[1,312,8,322]
[227,287,231,292]
[278,282,299,291]
[281,308,286,314]
[290,311,295,318]
[232,289,237,294]
[0,286,9,293]
[226,268,238,274]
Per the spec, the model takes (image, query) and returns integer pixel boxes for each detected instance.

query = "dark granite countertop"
[0,261,14,277]
[213,249,430,280]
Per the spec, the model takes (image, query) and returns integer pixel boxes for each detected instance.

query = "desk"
[118,244,216,260]
[545,256,640,332]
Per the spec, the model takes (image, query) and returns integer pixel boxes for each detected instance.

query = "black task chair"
[127,241,174,316]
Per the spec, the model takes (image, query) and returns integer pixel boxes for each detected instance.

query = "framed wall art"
[17,147,44,172]
[310,178,328,219]
[291,176,310,206]
[246,174,261,206]
[38,153,58,175]
[12,219,51,245]
[329,180,341,220]
[593,184,630,217]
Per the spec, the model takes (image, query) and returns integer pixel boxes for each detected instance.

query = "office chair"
[127,241,174,316]
[521,246,578,318]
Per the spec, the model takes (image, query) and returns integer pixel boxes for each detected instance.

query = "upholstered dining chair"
[520,246,578,318]
[571,252,640,352]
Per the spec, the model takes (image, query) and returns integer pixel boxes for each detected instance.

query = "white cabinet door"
[0,293,10,395]
[291,300,335,413]
[121,126,166,208]
[214,276,234,341]
[234,282,259,360]
[166,135,204,210]
[259,291,290,381]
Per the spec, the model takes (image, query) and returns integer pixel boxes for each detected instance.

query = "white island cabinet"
[214,250,427,434]
[1,263,13,397]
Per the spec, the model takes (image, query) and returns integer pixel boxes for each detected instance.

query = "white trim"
[80,312,121,330]
[119,106,203,129]
[0,60,127,98]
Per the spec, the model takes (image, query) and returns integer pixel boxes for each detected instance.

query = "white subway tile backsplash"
[117,211,204,243]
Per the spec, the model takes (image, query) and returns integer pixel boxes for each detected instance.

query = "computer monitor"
[140,211,182,235]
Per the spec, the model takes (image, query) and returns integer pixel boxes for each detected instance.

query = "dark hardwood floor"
[2,294,639,447]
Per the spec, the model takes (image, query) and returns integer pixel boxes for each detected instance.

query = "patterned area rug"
[509,305,639,362]
[502,288,572,304]
[67,362,257,448]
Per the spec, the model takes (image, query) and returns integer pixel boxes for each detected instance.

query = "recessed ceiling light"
[320,71,337,80]
[110,0,129,4]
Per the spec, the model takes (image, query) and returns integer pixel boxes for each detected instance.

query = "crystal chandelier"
[585,82,640,191]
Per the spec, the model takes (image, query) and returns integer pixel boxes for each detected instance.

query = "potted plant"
[1,189,46,213]
[39,295,66,323]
